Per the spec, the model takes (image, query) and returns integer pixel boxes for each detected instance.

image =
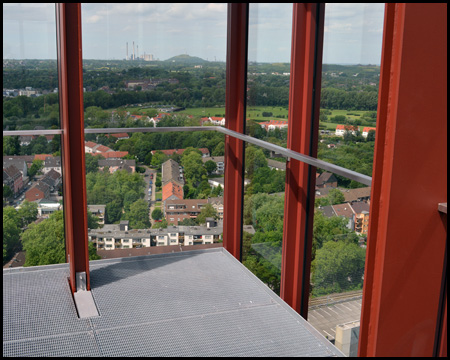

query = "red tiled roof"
[106,133,129,139]
[151,148,210,156]
[95,145,113,153]
[362,127,376,132]
[34,154,53,161]
[92,151,129,159]
[336,124,359,131]
[162,181,183,202]
[85,141,97,148]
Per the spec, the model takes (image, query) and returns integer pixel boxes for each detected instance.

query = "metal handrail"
[3,125,372,186]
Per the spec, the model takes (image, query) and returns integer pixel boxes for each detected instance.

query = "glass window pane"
[246,4,292,148]
[3,3,66,267]
[242,141,286,296]
[81,3,227,131]
[308,4,384,356]
[85,130,225,256]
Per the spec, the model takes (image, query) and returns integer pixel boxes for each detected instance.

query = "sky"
[3,3,385,65]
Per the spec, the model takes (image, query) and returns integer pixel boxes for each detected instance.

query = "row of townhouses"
[88,219,223,250]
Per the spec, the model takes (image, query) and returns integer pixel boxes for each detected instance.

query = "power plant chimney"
[137,45,139,60]
[133,41,135,60]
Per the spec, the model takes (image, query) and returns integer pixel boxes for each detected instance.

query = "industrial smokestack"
[137,45,139,60]
[126,42,128,60]
[133,41,135,60]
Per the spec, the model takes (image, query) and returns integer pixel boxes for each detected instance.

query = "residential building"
[3,165,24,197]
[3,157,29,178]
[42,156,61,175]
[267,159,287,171]
[36,199,62,218]
[315,172,338,188]
[208,196,224,220]
[161,159,184,186]
[349,201,371,235]
[25,181,51,202]
[335,124,359,136]
[202,156,225,174]
[153,148,210,158]
[258,120,288,131]
[98,159,136,174]
[200,116,226,126]
[87,205,106,225]
[93,151,129,159]
[88,223,222,250]
[105,132,130,140]
[362,127,376,138]
[340,187,372,203]
[40,169,62,191]
[164,198,208,225]
[162,180,184,202]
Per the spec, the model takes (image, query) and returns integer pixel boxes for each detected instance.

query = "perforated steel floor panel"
[3,248,344,357]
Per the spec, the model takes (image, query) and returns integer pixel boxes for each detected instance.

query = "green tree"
[245,146,267,179]
[3,207,21,263]
[3,136,21,155]
[328,188,345,205]
[3,185,13,203]
[17,200,38,228]
[152,219,168,229]
[204,160,217,175]
[85,153,103,173]
[196,203,218,225]
[311,240,366,296]
[212,141,225,156]
[151,151,169,170]
[22,211,100,266]
[87,210,101,230]
[181,151,206,186]
[126,199,151,229]
[28,159,44,178]
[151,208,163,221]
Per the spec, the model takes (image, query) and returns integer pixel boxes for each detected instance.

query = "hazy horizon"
[4,3,384,65]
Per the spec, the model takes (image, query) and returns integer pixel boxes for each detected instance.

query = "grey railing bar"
[4,125,372,186]
[216,127,372,186]
[83,126,216,134]
[438,203,447,214]
[3,129,63,136]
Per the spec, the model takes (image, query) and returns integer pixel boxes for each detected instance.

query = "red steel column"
[280,3,324,317]
[223,3,248,260]
[359,3,447,356]
[56,3,90,292]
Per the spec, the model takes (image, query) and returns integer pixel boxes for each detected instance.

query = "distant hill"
[165,54,208,64]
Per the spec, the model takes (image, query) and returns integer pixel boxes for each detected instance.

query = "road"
[143,166,157,221]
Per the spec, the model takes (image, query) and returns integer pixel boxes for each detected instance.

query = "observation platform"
[3,248,343,357]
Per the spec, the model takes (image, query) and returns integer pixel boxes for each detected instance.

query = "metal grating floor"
[3,248,344,357]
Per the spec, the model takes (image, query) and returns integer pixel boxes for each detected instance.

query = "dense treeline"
[85,170,147,226]
[3,61,380,131]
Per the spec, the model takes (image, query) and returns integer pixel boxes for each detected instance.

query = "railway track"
[309,290,363,309]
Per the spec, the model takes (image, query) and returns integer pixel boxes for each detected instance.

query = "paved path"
[307,291,363,342]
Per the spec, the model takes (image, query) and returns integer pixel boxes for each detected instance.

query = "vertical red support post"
[280,3,324,318]
[359,3,447,356]
[223,3,248,261]
[56,3,90,293]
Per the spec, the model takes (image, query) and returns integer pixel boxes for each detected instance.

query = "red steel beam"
[359,3,447,356]
[280,3,324,317]
[223,3,248,261]
[56,3,90,293]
